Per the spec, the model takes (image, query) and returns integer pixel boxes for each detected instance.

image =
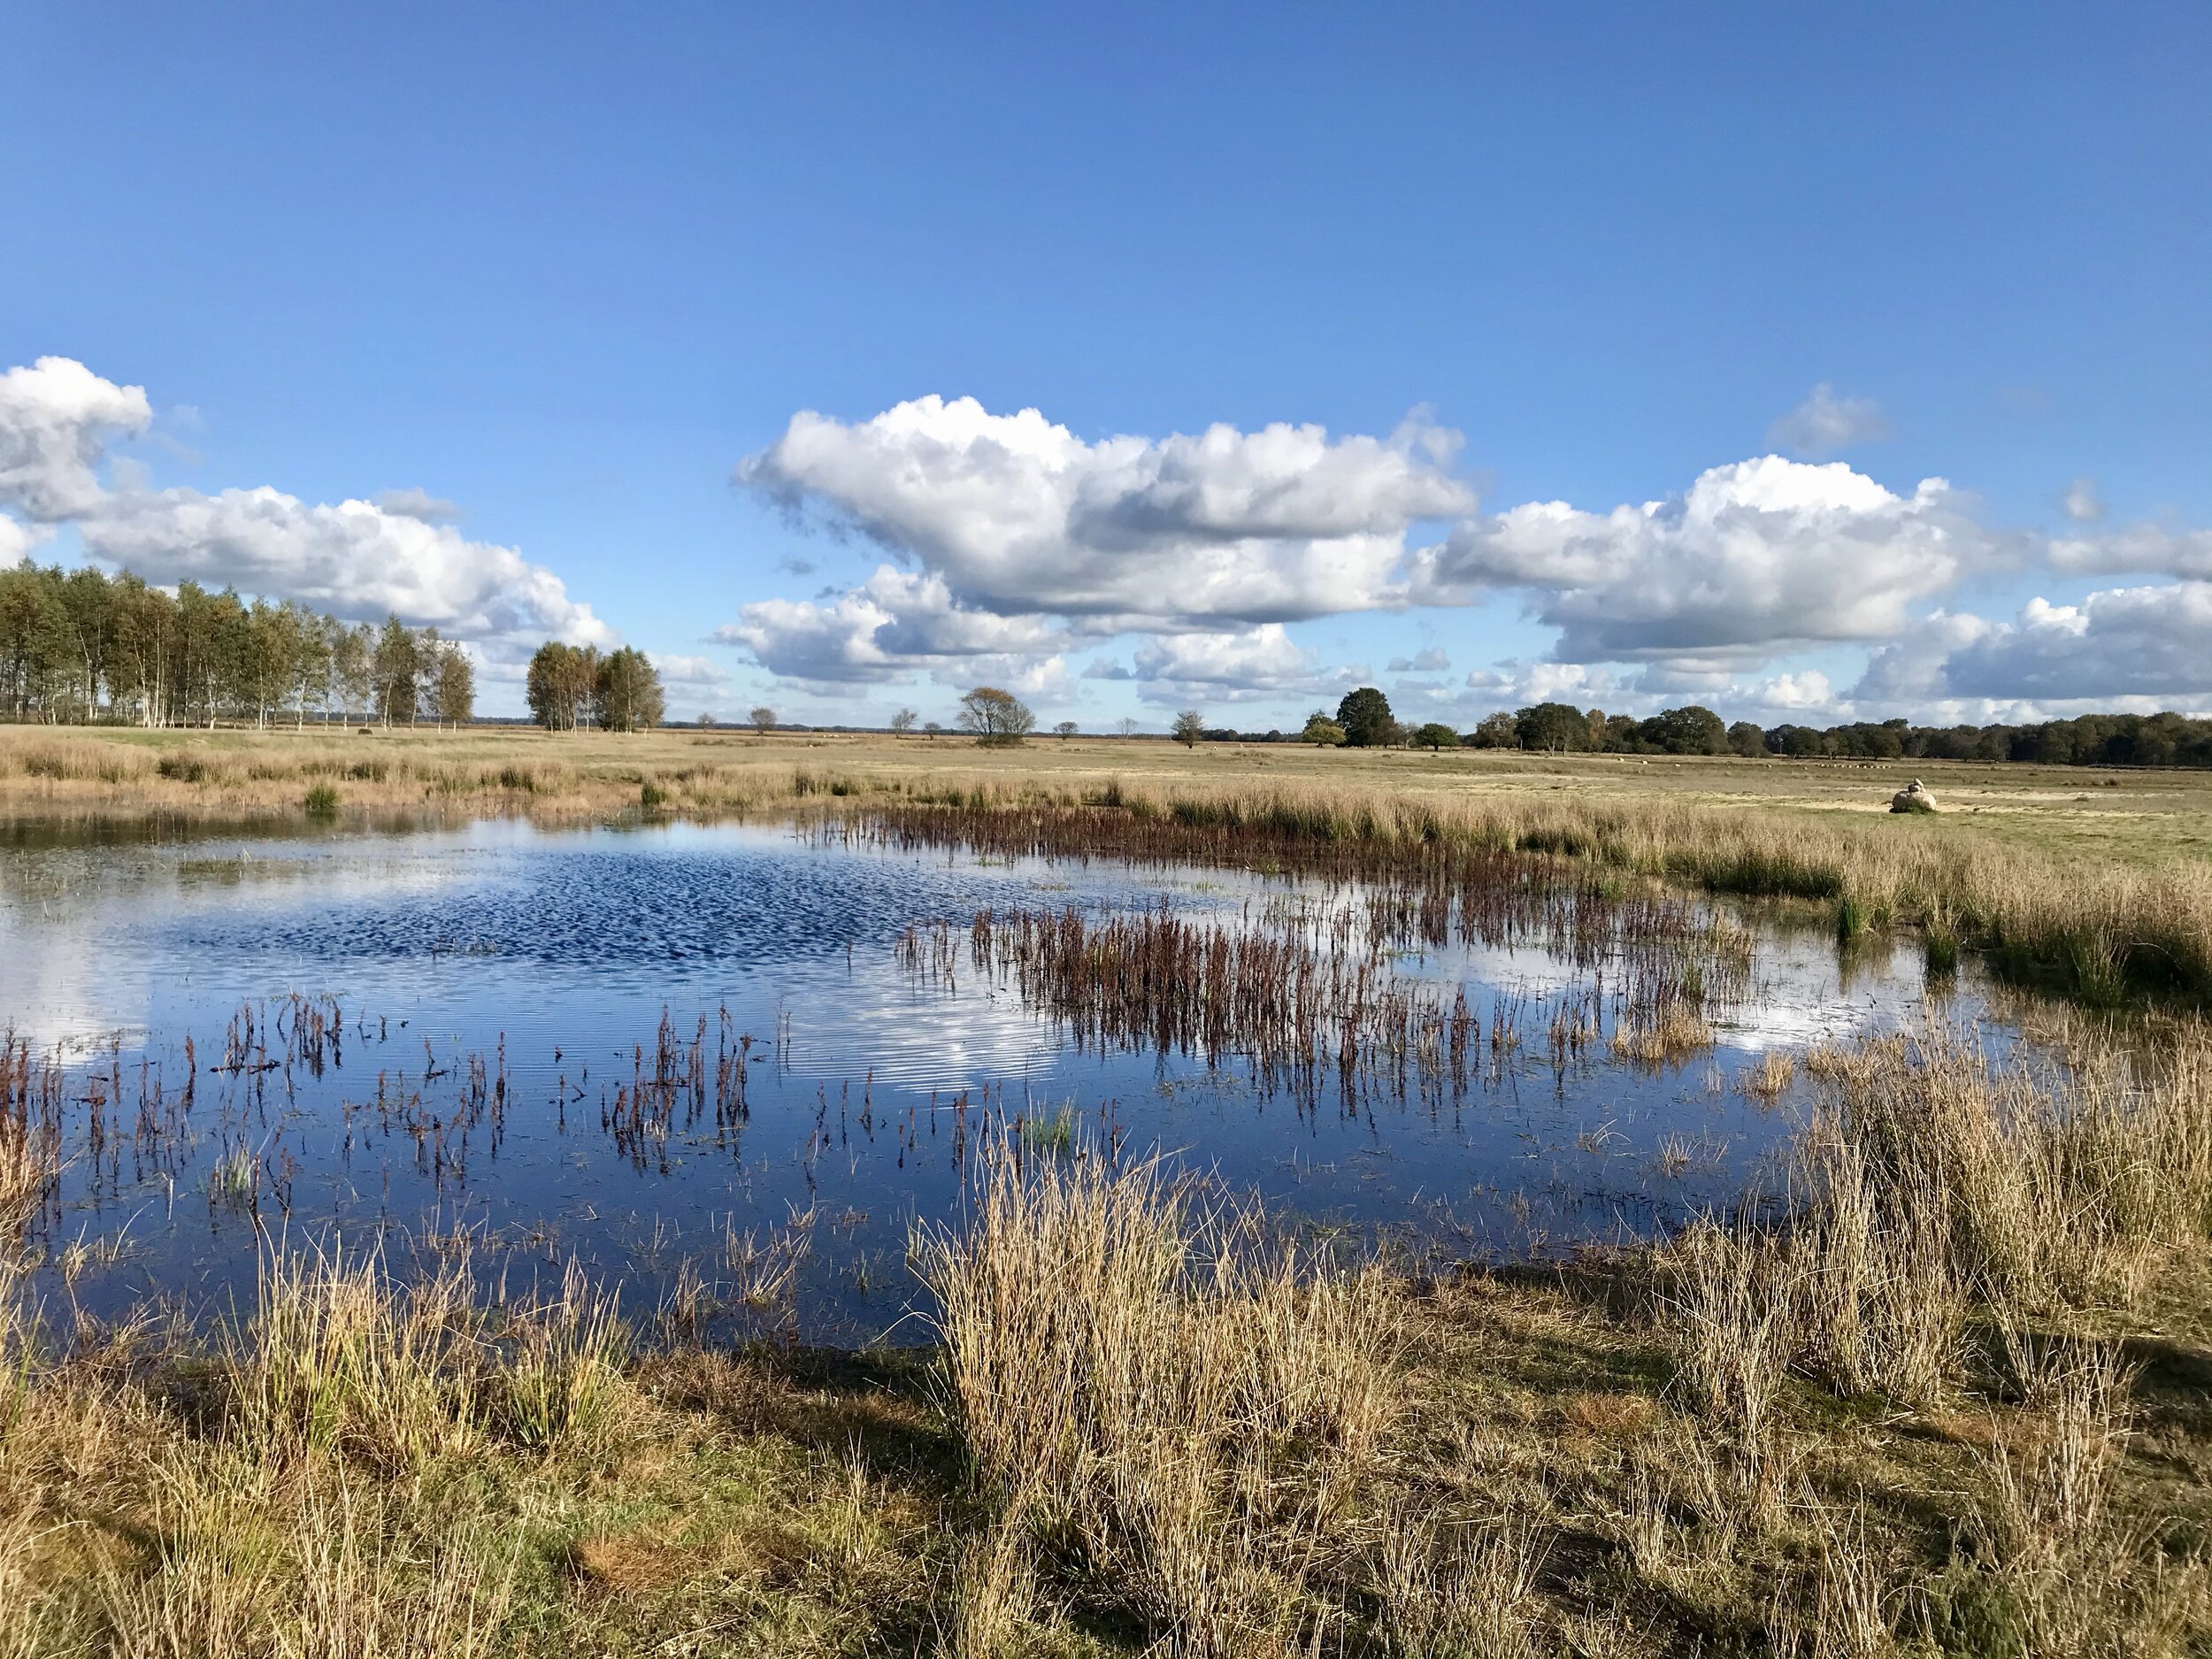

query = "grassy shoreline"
[5,724,2212,1008]
[5,1018,2211,1654]
[7,726,2212,1652]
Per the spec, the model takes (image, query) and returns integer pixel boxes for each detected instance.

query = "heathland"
[4,723,2212,1655]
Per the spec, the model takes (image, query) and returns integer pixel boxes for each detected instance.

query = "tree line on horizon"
[10,572,2206,770]
[0,561,473,728]
[1182,688,2212,770]
[1468,698,2212,768]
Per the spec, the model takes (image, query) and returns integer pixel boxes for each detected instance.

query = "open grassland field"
[5,722,2212,1655]
[6,723,2212,866]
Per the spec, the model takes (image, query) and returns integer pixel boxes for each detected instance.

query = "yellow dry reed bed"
[918,1150,1401,1654]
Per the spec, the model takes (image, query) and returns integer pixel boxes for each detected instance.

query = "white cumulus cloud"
[1927,585,2212,703]
[1411,456,2001,664]
[1750,669,1837,711]
[1129,625,1333,705]
[729,396,2212,715]
[1461,660,1623,708]
[0,357,153,521]
[373,488,461,523]
[0,357,610,659]
[647,652,730,687]
[81,485,611,655]
[714,566,1065,687]
[1387,646,1450,672]
[2048,523,2212,582]
[736,395,1471,628]
[0,516,51,567]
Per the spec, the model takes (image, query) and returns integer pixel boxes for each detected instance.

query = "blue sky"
[4,2,2208,727]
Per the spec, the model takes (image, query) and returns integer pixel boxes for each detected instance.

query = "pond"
[1,815,1984,1342]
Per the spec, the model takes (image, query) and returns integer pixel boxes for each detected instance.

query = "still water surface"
[2,817,1979,1341]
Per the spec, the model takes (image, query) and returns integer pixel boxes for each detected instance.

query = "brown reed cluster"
[899,882,1740,1106]
[602,1007,756,1170]
[910,903,1477,1105]
[0,1041,64,1239]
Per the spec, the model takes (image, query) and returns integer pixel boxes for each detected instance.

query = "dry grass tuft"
[941,1511,1041,1658]
[1372,1507,1546,1658]
[1612,1001,1715,1067]
[0,1116,59,1241]
[918,1147,1400,1654]
[1741,1048,1796,1102]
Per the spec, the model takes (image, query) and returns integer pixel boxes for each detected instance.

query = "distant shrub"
[303,783,340,816]
[640,781,669,809]
[157,753,208,783]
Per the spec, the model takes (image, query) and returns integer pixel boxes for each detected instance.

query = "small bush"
[303,783,340,816]
[157,753,208,783]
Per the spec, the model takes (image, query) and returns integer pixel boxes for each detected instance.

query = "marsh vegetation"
[3,728,2210,1653]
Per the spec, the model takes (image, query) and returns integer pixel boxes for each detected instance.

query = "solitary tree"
[749,705,777,737]
[332,624,373,727]
[957,686,1035,746]
[526,641,598,731]
[594,647,665,733]
[889,707,918,734]
[1470,711,1518,749]
[1116,717,1139,739]
[372,616,422,726]
[1335,686,1396,748]
[1414,722,1459,751]
[1054,719,1079,740]
[431,642,475,727]
[1171,710,1207,748]
[924,720,942,738]
[1636,704,1728,755]
[1516,701,1591,752]
[1300,712,1347,747]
